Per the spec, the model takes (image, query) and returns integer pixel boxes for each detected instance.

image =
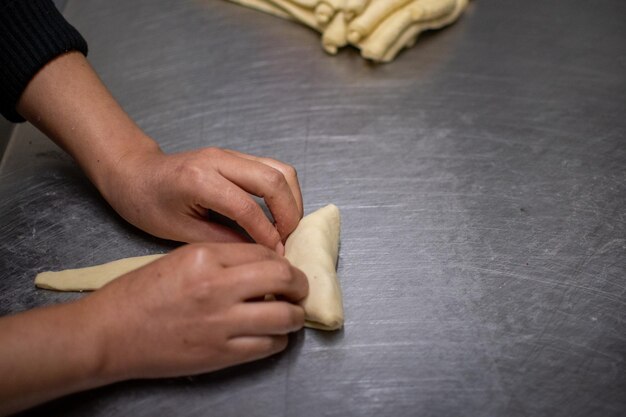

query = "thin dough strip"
[34,254,165,291]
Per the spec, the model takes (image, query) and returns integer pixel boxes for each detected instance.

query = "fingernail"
[275,241,285,256]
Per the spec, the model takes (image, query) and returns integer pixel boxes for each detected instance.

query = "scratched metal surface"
[1,0,625,416]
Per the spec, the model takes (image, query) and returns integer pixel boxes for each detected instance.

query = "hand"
[89,243,308,380]
[102,146,303,252]
[0,243,308,413]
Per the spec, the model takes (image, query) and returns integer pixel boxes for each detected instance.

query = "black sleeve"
[0,0,88,123]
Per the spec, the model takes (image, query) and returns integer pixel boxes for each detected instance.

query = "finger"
[229,302,305,336]
[197,176,282,251]
[163,215,250,244]
[173,243,282,270]
[227,335,288,360]
[223,150,303,219]
[215,152,301,241]
[223,260,309,302]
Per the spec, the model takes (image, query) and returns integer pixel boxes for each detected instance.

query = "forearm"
[0,299,113,416]
[16,51,161,199]
[15,51,302,246]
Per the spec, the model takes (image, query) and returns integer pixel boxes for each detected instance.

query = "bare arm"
[17,51,303,249]
[16,51,156,192]
[0,297,110,415]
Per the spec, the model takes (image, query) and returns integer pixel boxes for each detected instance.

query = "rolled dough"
[227,0,293,20]
[34,205,344,331]
[285,204,343,330]
[224,0,468,63]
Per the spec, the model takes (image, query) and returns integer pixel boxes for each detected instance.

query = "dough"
[266,0,323,29]
[35,254,165,291]
[285,204,343,330]
[34,205,344,331]
[314,0,345,24]
[322,11,348,54]
[359,0,466,61]
[224,0,468,62]
[347,0,413,43]
[344,0,369,20]
[228,0,294,20]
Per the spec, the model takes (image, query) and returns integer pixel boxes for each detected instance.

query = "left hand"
[100,146,303,250]
[16,52,302,250]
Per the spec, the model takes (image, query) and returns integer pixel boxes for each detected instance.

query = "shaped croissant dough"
[225,0,468,62]
[34,205,344,331]
[285,204,343,330]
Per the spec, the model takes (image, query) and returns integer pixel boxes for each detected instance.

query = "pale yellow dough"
[34,205,344,331]
[285,204,343,330]
[34,254,165,291]
[227,0,293,20]
[224,0,468,62]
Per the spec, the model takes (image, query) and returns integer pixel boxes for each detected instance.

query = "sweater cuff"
[0,0,88,123]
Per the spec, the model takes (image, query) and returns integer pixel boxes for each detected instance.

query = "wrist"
[91,133,162,204]
[63,297,123,388]
[73,292,132,386]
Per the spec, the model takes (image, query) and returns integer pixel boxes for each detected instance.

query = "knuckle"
[273,260,294,284]
[267,225,282,245]
[176,162,204,187]
[201,147,224,159]
[235,197,260,219]
[183,244,214,267]
[178,245,221,296]
[263,168,287,189]
[282,163,298,179]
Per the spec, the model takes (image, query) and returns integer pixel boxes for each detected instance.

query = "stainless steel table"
[1,1,625,416]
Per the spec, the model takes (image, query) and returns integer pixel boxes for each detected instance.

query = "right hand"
[85,243,308,381]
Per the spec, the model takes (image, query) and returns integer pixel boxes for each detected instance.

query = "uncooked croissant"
[35,205,344,331]
[224,0,469,62]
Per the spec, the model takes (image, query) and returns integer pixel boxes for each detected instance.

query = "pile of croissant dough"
[226,0,469,62]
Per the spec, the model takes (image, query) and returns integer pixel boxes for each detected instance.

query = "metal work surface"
[1,0,625,416]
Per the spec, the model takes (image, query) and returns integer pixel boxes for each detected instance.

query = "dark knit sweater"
[0,0,88,122]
